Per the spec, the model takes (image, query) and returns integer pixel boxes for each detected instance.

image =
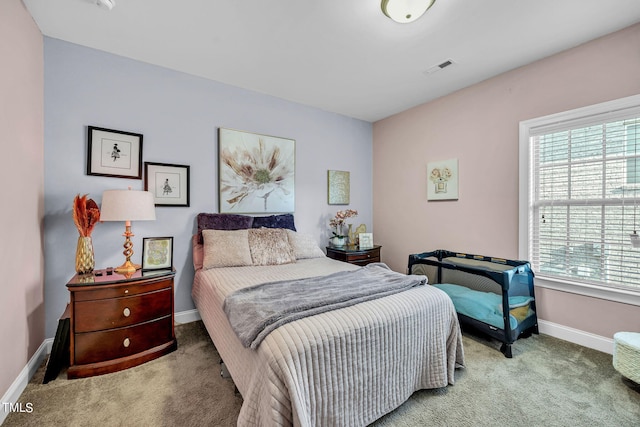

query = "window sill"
[535,275,640,307]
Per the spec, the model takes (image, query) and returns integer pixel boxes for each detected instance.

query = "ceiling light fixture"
[96,0,116,11]
[381,0,436,24]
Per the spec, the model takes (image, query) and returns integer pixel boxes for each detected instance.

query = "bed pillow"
[202,229,253,269]
[286,230,325,259]
[248,228,296,266]
[252,213,296,231]
[197,213,254,243]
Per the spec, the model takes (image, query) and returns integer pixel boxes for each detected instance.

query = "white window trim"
[519,94,640,308]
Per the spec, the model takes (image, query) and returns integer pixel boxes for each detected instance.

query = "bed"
[191,214,465,426]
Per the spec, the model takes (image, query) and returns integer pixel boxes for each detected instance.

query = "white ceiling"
[24,0,640,122]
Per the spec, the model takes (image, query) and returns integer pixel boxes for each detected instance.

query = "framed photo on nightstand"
[359,233,373,249]
[142,237,173,271]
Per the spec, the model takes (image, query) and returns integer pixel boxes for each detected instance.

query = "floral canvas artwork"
[427,158,459,200]
[219,128,295,213]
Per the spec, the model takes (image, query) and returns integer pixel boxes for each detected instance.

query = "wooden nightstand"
[326,245,381,266]
[66,268,177,379]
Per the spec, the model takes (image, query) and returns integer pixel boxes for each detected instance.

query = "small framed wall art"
[427,158,459,201]
[141,237,173,271]
[327,170,350,205]
[144,162,190,207]
[218,127,295,214]
[87,126,143,179]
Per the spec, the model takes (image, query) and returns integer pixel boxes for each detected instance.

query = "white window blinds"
[528,105,640,292]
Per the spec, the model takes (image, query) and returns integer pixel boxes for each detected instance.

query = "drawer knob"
[124,289,129,294]
[123,338,131,347]
[123,307,131,317]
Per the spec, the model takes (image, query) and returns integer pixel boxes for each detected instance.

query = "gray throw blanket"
[224,262,427,349]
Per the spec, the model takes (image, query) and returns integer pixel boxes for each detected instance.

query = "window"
[520,95,640,299]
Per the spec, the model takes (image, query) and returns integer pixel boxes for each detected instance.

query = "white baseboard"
[538,319,614,354]
[0,309,201,424]
[0,338,52,425]
[175,308,201,324]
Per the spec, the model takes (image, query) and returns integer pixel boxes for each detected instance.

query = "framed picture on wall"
[427,158,459,201]
[327,170,350,205]
[144,162,190,207]
[141,237,173,271]
[87,126,143,179]
[218,127,295,213]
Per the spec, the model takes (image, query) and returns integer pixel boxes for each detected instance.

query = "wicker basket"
[613,332,640,384]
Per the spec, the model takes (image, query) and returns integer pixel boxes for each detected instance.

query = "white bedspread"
[192,257,464,426]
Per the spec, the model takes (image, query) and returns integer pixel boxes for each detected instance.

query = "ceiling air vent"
[424,59,455,75]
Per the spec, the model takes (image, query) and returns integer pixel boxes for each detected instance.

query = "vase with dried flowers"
[72,194,100,274]
[329,209,358,246]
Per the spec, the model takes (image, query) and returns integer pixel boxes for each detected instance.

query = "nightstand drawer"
[347,249,380,262]
[73,277,172,302]
[326,245,382,266]
[74,316,173,365]
[350,256,380,266]
[74,288,172,333]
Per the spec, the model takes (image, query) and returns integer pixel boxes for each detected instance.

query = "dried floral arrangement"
[72,194,100,237]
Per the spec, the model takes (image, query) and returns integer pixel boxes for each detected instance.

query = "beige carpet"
[3,321,639,426]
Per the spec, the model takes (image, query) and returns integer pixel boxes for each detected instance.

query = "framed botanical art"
[87,126,143,179]
[141,237,173,271]
[327,170,350,205]
[427,158,459,201]
[218,127,295,213]
[144,162,190,207]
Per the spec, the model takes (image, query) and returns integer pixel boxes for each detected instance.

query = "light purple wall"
[43,38,372,338]
[0,0,44,399]
[373,24,640,339]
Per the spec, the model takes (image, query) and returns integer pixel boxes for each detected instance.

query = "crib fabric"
[408,249,539,357]
[432,283,533,331]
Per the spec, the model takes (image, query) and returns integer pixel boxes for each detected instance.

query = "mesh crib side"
[408,250,538,358]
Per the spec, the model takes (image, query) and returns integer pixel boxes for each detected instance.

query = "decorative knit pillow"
[286,230,325,259]
[252,214,296,231]
[202,229,253,269]
[197,213,254,243]
[248,228,296,266]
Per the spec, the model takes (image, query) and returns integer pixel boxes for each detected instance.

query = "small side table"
[326,245,381,266]
[66,268,177,379]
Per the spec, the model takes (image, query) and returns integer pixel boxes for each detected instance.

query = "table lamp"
[100,187,156,273]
